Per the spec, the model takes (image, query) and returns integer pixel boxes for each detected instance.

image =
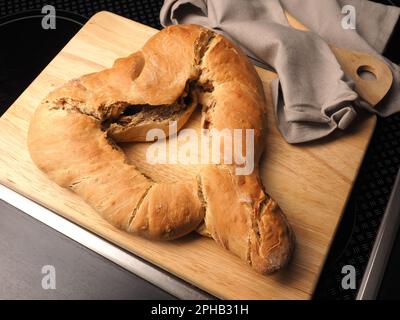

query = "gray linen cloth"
[160,0,400,143]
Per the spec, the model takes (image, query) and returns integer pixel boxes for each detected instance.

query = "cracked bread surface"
[28,24,294,274]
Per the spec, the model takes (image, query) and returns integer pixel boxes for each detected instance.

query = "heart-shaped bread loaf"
[28,24,294,274]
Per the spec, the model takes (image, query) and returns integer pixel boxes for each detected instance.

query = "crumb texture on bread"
[28,24,294,273]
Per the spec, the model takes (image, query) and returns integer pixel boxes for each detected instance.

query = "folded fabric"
[160,0,400,143]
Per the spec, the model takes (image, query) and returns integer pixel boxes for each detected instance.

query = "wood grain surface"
[0,11,377,299]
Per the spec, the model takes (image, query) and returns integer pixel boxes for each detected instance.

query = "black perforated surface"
[314,112,400,299]
[0,0,163,29]
[1,0,400,300]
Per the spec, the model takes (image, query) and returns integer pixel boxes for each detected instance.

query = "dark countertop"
[0,200,174,299]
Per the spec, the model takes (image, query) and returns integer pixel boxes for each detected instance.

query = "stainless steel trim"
[356,169,400,300]
[0,184,214,300]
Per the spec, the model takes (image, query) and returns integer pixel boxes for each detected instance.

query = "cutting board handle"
[284,11,393,107]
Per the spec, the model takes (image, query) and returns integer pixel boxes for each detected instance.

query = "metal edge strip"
[0,184,214,300]
[356,168,400,300]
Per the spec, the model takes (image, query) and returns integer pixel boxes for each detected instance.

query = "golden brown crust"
[28,24,294,273]
[128,181,204,240]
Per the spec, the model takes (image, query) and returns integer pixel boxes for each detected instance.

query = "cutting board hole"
[357,65,377,81]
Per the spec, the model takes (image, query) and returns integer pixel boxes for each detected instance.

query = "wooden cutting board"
[0,11,377,299]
